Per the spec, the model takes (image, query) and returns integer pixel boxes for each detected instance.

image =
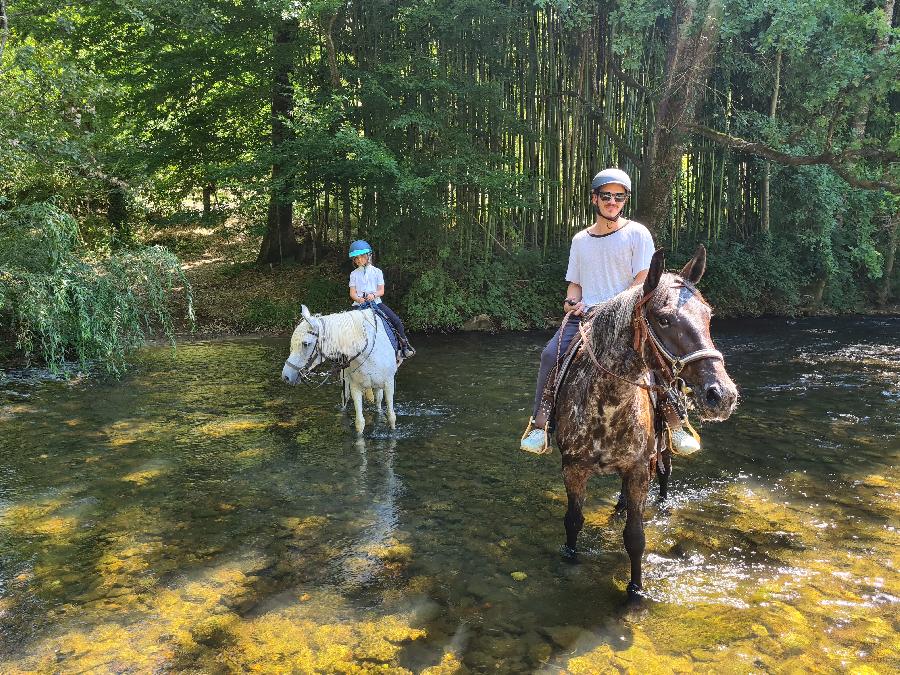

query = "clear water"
[1,317,898,673]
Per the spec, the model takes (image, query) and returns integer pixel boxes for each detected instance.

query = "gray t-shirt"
[349,264,385,305]
[565,220,655,306]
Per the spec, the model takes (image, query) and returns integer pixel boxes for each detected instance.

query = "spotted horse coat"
[551,246,738,597]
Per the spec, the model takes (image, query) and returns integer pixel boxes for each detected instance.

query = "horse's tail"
[364,388,375,404]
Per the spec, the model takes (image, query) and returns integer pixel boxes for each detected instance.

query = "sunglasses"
[597,191,628,203]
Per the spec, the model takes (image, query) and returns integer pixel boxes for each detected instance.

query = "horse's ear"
[680,245,707,284]
[301,304,312,320]
[643,248,666,296]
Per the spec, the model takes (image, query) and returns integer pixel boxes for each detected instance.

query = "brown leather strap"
[579,320,661,392]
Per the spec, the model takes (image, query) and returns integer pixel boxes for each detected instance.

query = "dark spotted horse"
[541,246,738,597]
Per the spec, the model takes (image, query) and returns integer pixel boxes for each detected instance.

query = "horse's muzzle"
[281,362,300,386]
[694,363,738,421]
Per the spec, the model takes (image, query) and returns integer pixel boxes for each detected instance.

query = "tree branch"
[1,0,9,62]
[686,123,899,193]
[556,90,644,169]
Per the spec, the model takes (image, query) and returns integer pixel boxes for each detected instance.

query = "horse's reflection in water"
[333,436,403,589]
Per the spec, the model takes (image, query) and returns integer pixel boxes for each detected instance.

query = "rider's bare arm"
[565,282,586,316]
[349,286,365,303]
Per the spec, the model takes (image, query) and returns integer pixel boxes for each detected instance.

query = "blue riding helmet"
[591,168,632,192]
[348,240,372,258]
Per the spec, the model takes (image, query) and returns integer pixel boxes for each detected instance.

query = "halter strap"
[579,284,724,391]
[285,311,374,388]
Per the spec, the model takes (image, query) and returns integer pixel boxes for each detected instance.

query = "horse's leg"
[562,465,589,559]
[375,388,384,416]
[350,386,365,435]
[621,464,651,597]
[341,369,350,411]
[384,378,396,429]
[657,440,673,503]
[613,480,627,518]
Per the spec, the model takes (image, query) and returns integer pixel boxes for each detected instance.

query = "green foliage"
[242,299,298,331]
[299,274,348,314]
[694,234,804,316]
[0,203,193,374]
[402,252,566,330]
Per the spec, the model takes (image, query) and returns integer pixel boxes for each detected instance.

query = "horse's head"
[281,305,324,386]
[641,246,738,421]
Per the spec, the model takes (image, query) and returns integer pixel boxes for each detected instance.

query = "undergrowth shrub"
[0,202,193,374]
[402,251,566,330]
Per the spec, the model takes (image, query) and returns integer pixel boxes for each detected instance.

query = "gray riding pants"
[532,315,584,419]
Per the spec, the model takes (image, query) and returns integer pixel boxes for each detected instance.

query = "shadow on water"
[0,316,897,672]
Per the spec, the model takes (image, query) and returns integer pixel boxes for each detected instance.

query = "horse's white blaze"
[283,307,399,434]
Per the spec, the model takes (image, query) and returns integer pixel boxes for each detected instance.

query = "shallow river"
[1,316,898,673]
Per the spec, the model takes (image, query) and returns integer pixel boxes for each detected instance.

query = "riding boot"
[400,339,415,358]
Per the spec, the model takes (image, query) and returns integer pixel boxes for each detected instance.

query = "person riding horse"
[520,168,699,456]
[348,240,415,361]
[520,168,653,453]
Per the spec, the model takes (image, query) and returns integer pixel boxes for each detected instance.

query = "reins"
[284,310,377,388]
[577,281,724,393]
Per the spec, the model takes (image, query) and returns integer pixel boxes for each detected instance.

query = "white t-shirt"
[349,264,385,305]
[565,220,655,306]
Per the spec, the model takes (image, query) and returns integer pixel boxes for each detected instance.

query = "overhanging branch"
[686,123,899,193]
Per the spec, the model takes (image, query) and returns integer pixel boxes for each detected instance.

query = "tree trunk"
[202,184,215,220]
[852,0,895,138]
[633,0,723,236]
[108,183,128,245]
[878,211,898,306]
[257,19,299,264]
[761,49,781,234]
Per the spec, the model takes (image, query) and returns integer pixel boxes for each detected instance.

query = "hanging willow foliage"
[0,203,194,375]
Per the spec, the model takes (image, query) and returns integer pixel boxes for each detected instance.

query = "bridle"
[283,312,376,388]
[632,283,723,384]
[577,280,723,393]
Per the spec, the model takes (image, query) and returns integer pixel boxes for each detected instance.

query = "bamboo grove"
[294,0,897,266]
[2,0,899,333]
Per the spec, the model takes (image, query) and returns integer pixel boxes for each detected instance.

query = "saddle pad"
[372,308,399,353]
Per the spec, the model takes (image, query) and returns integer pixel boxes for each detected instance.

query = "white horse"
[281,305,398,434]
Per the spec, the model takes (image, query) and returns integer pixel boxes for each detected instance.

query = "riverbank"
[175,245,899,336]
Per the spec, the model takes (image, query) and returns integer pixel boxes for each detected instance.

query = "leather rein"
[283,312,376,388]
[577,283,724,392]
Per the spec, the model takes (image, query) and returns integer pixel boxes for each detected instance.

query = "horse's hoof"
[560,545,578,562]
[626,581,642,598]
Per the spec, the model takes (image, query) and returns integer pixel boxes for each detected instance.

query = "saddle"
[370,306,400,354]
[544,314,659,431]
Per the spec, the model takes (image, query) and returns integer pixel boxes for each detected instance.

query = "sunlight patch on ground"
[3,553,432,674]
[195,416,270,437]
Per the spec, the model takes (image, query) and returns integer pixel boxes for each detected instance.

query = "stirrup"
[520,418,551,455]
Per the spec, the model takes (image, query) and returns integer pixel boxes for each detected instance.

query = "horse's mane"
[589,284,644,364]
[293,309,372,358]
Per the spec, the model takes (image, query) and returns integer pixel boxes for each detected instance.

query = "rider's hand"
[564,298,586,316]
